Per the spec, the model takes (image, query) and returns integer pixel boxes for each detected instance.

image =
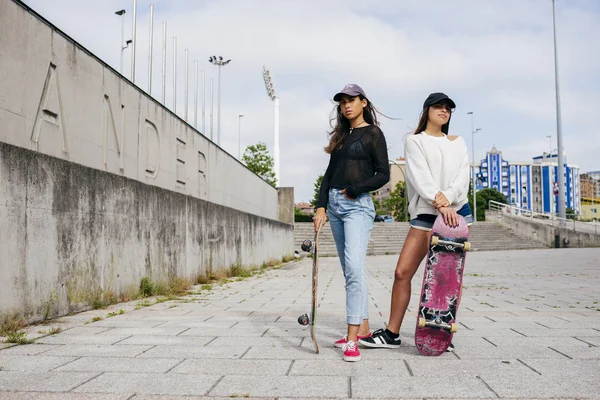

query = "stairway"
[294,221,547,256]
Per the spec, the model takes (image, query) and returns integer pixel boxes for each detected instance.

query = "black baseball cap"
[333,84,367,101]
[423,92,456,110]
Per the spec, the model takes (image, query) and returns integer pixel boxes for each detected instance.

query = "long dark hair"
[325,95,379,154]
[413,107,430,135]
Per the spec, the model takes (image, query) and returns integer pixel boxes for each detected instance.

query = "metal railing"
[488,200,599,235]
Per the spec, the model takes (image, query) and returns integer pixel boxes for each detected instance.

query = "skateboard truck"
[431,236,471,252]
[418,317,458,333]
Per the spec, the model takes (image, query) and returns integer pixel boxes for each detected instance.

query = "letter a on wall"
[31,63,69,157]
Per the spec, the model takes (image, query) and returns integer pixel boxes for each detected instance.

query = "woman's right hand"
[438,206,459,228]
[313,208,327,232]
[433,192,450,209]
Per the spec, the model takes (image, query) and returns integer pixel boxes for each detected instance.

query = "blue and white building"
[476,147,580,215]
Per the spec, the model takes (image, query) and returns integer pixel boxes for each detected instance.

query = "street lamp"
[115,10,132,76]
[551,0,566,222]
[262,66,279,186]
[238,114,244,159]
[467,111,482,222]
[208,56,231,146]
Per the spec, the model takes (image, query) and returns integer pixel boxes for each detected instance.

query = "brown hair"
[325,95,380,154]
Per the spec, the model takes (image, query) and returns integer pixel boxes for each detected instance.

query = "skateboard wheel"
[463,242,471,252]
[431,236,439,246]
[298,314,310,326]
[301,240,313,253]
[418,318,426,328]
[450,323,458,333]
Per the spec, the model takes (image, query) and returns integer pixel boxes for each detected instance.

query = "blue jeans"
[327,188,376,325]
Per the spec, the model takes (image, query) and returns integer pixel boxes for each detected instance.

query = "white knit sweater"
[404,132,470,219]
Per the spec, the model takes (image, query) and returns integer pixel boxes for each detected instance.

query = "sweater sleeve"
[345,127,390,199]
[315,158,334,209]
[404,135,440,203]
[440,138,470,205]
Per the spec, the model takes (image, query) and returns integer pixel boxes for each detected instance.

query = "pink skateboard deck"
[415,214,470,356]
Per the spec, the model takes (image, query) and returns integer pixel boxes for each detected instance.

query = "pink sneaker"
[334,333,372,348]
[342,340,361,362]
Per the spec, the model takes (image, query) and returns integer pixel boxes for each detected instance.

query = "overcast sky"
[22,0,600,203]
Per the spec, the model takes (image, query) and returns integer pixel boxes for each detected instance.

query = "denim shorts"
[409,203,473,231]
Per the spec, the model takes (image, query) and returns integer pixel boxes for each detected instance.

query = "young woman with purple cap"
[359,92,471,352]
[313,84,390,362]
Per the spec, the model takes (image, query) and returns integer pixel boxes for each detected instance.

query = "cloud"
[22,0,600,204]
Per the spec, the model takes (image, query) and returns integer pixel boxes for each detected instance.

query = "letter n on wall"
[31,62,69,157]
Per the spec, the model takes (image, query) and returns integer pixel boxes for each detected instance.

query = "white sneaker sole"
[358,339,401,349]
[343,354,361,362]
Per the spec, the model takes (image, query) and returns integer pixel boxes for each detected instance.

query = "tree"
[310,174,324,208]
[467,179,486,221]
[242,142,276,187]
[294,206,313,222]
[383,181,408,222]
[476,187,507,221]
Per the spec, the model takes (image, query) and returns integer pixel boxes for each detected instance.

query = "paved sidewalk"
[1,248,599,399]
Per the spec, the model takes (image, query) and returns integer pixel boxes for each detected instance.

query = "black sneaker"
[358,329,401,349]
[446,342,455,352]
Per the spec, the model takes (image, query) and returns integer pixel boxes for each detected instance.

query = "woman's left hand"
[340,189,355,200]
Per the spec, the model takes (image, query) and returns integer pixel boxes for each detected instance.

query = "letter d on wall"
[144,120,160,178]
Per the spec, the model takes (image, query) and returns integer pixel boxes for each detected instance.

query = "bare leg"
[358,319,370,337]
[347,324,360,342]
[386,228,431,334]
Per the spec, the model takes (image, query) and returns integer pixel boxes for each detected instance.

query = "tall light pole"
[208,56,231,146]
[546,135,552,154]
[262,66,280,186]
[238,114,244,159]
[130,0,137,83]
[161,22,166,104]
[115,10,131,76]
[147,4,154,94]
[172,37,177,113]
[184,49,189,122]
[467,112,482,222]
[552,0,566,221]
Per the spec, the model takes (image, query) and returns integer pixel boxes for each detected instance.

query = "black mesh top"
[316,125,390,209]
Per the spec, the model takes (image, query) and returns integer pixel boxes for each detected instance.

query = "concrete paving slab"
[0,371,100,392]
[210,375,349,398]
[54,356,183,373]
[170,358,291,376]
[35,335,129,346]
[0,355,76,372]
[0,393,130,400]
[73,372,221,396]
[41,344,152,358]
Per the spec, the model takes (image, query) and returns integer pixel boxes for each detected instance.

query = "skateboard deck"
[298,225,322,353]
[415,214,470,356]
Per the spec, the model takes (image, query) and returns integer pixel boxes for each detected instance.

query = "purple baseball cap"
[333,84,367,101]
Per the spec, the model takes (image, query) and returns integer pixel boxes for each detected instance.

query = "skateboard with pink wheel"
[415,214,470,356]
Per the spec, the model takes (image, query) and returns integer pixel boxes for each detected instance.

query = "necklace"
[349,120,366,135]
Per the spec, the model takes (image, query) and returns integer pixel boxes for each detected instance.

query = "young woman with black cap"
[313,84,390,362]
[359,92,471,352]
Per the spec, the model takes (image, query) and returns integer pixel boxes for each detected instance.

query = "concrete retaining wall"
[492,212,600,249]
[0,142,294,320]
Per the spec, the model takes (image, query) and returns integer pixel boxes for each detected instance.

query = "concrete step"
[294,221,547,254]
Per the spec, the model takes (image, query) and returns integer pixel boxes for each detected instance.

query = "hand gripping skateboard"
[297,224,323,354]
[415,214,470,356]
